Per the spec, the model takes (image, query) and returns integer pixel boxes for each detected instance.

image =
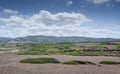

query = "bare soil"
[0,54,120,74]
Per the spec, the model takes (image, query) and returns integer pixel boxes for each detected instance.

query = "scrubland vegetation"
[15,42,120,56]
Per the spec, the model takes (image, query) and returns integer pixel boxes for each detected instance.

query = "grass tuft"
[63,60,96,65]
[100,61,120,64]
[63,60,80,65]
[20,58,60,64]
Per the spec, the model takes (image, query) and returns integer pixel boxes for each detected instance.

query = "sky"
[0,0,120,38]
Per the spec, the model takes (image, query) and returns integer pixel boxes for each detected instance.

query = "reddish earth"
[0,54,120,74]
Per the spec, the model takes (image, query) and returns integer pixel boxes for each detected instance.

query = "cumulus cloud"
[3,9,18,14]
[66,1,73,6]
[0,10,119,38]
[30,10,90,26]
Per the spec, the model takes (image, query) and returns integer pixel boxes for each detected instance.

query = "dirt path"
[0,54,120,74]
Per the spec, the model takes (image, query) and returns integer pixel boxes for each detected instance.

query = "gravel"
[0,53,120,74]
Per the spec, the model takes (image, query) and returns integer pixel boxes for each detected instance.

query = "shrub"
[20,58,60,64]
[16,51,50,55]
[100,61,120,64]
[115,44,120,48]
[63,60,80,65]
[87,46,103,48]
[99,42,110,45]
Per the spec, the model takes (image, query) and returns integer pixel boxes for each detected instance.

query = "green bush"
[63,61,81,65]
[16,51,51,55]
[86,46,103,48]
[115,44,120,48]
[63,60,95,65]
[20,58,60,64]
[99,42,110,45]
[100,61,120,64]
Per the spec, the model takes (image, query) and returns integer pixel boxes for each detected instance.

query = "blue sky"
[0,0,120,38]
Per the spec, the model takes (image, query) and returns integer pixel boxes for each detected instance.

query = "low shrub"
[63,60,80,64]
[20,58,60,64]
[100,61,120,64]
[63,60,95,65]
[16,51,50,55]
[99,42,110,45]
[115,44,120,48]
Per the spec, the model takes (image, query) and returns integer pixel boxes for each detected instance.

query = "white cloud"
[90,0,111,4]
[66,1,73,6]
[3,9,18,14]
[0,18,9,22]
[30,10,90,26]
[0,29,12,37]
[0,10,119,38]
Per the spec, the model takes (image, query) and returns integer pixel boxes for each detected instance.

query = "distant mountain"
[0,35,120,43]
[0,37,12,42]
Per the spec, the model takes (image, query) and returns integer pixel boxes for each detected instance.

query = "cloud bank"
[3,9,18,14]
[0,9,119,38]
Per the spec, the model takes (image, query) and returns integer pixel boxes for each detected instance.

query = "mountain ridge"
[0,35,120,43]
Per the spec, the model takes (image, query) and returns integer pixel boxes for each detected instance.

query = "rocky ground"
[0,53,120,74]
